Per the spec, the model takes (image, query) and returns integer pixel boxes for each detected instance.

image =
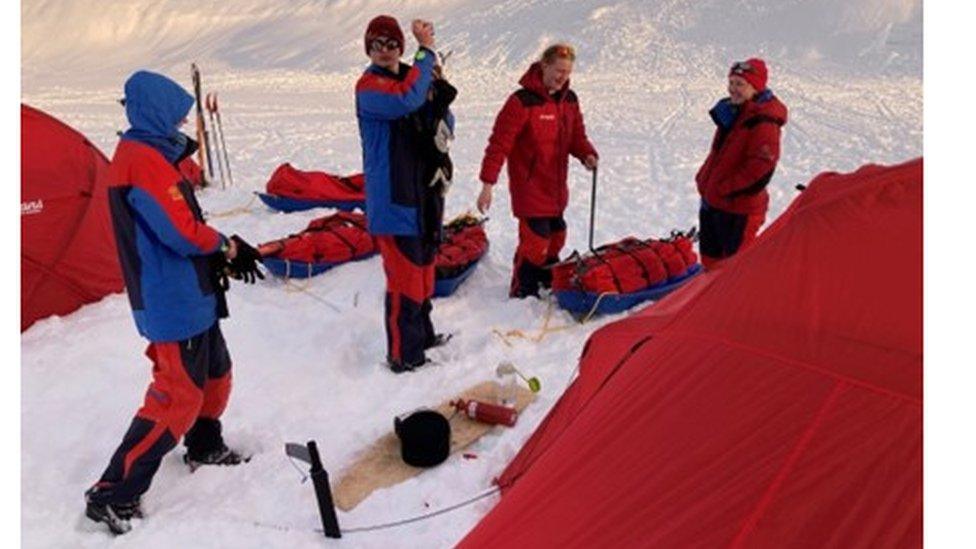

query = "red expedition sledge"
[258,212,489,298]
[257,163,366,213]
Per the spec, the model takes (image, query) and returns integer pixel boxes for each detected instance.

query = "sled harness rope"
[204,193,259,219]
[492,291,615,347]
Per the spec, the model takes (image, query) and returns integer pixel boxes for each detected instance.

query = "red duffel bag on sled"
[258,212,377,278]
[552,169,703,316]
[258,163,366,213]
[255,212,490,292]
[551,229,703,315]
[552,231,698,294]
[434,214,489,297]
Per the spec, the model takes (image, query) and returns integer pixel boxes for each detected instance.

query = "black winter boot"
[84,486,140,535]
[183,418,248,471]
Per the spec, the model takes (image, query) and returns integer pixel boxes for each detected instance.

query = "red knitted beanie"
[364,15,405,55]
[729,58,768,91]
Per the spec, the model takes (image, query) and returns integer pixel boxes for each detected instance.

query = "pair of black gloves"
[211,235,265,291]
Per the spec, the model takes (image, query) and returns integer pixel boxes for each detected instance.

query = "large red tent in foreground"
[21,104,123,331]
[462,159,922,548]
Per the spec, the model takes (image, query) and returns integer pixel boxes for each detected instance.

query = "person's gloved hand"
[228,235,265,284]
[208,252,231,291]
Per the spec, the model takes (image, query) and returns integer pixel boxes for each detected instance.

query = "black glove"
[228,235,265,284]
[208,252,231,292]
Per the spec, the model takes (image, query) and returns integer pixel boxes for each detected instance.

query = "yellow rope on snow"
[258,259,342,312]
[491,291,618,347]
[205,193,259,220]
[280,260,315,292]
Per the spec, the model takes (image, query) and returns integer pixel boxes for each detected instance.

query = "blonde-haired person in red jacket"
[478,44,598,298]
[695,58,788,269]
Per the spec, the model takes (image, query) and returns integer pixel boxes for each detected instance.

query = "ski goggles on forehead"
[369,37,400,52]
[730,61,755,75]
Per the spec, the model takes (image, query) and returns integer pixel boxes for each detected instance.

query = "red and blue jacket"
[356,48,449,236]
[695,89,788,215]
[107,71,227,342]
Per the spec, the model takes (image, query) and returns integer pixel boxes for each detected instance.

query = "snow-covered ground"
[21,1,922,547]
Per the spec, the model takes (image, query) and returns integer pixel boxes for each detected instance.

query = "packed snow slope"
[22,1,922,547]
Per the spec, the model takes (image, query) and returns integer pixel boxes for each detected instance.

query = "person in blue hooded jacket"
[356,16,456,372]
[83,70,264,535]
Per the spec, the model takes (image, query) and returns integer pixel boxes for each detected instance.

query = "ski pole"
[205,93,226,189]
[212,93,235,188]
[195,65,217,184]
[588,166,598,254]
[191,63,211,187]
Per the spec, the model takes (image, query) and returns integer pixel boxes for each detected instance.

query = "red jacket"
[696,92,788,215]
[480,63,597,218]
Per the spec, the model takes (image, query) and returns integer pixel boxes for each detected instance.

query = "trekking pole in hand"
[205,93,226,189]
[212,93,235,188]
[588,166,598,254]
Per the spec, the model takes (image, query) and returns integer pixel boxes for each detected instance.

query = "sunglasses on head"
[369,37,400,53]
[730,61,754,75]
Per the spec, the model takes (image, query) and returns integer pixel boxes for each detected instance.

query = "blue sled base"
[262,253,377,279]
[554,263,704,315]
[434,258,482,298]
[257,192,365,213]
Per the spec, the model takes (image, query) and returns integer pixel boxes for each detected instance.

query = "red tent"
[21,104,123,331]
[461,159,922,548]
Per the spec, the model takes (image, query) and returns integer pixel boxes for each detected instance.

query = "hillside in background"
[23,0,921,86]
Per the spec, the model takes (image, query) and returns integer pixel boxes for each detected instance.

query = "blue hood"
[121,70,195,163]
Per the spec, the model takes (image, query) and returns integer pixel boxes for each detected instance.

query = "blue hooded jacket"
[108,70,227,342]
[122,71,196,163]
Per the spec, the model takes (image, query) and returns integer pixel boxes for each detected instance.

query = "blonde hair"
[541,43,576,64]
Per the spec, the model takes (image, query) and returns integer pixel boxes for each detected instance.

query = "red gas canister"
[453,399,518,427]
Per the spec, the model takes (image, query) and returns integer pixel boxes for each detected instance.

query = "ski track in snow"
[21,1,921,547]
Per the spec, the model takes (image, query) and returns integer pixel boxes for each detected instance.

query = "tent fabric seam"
[730,381,848,547]
[22,253,100,302]
[663,329,920,406]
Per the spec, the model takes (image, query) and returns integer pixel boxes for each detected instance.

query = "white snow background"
[21,1,922,547]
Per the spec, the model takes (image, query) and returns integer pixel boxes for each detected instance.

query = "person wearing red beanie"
[694,57,788,270]
[364,15,405,56]
[356,17,457,372]
[729,58,768,96]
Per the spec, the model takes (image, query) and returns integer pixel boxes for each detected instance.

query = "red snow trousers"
[377,235,437,367]
[511,217,567,298]
[90,322,232,504]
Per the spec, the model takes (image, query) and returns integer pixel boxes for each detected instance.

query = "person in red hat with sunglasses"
[695,57,788,269]
[356,15,456,372]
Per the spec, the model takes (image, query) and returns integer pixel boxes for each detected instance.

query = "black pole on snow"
[307,441,342,539]
[588,166,598,254]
